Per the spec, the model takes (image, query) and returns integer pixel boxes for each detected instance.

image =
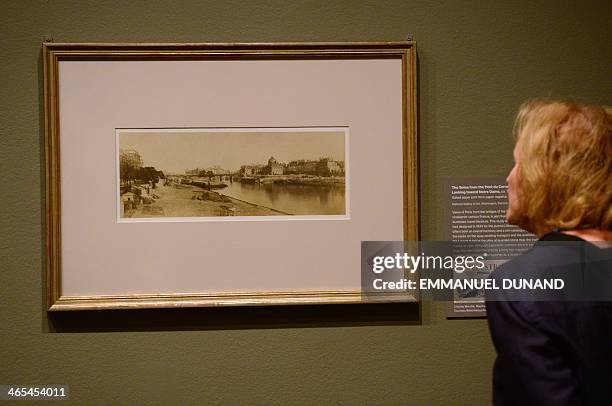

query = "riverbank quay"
[122,183,285,218]
[238,174,345,186]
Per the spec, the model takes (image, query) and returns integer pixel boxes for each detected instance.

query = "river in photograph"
[219,181,346,215]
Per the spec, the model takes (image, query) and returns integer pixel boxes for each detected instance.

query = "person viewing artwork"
[485,99,612,405]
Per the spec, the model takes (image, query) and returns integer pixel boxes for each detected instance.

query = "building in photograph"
[239,164,264,176]
[285,159,318,175]
[317,158,343,176]
[206,165,230,175]
[264,156,284,175]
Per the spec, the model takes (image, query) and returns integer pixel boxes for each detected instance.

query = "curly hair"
[513,99,611,236]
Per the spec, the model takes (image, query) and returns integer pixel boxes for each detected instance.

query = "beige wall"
[1,1,610,404]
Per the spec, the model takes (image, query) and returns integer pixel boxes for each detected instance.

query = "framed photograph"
[44,42,418,310]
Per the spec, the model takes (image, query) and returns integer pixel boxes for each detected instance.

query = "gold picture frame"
[44,42,418,311]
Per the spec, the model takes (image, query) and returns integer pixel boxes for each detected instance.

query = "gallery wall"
[2,1,610,404]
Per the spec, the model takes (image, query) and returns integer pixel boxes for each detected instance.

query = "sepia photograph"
[117,128,348,221]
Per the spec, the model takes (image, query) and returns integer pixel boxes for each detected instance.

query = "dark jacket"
[485,232,612,405]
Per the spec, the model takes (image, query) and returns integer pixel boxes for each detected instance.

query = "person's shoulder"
[486,243,572,305]
[489,246,546,280]
[490,239,589,280]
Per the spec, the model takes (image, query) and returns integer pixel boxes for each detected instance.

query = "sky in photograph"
[119,129,346,174]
